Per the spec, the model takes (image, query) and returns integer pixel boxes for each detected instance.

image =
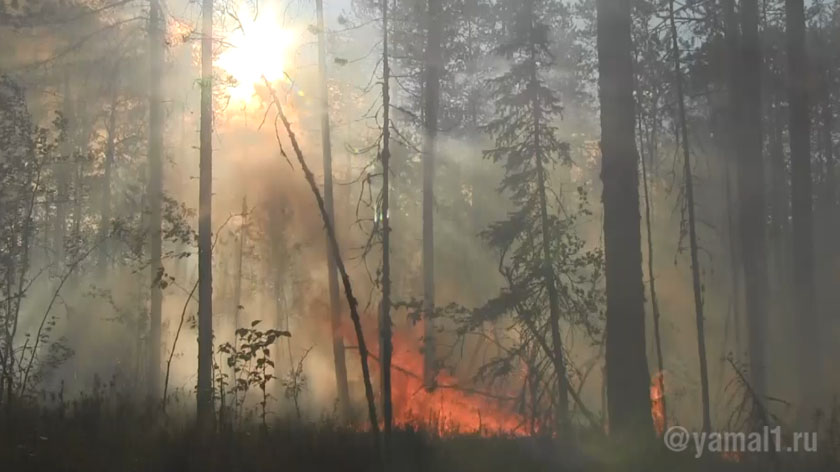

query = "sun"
[216,5,297,103]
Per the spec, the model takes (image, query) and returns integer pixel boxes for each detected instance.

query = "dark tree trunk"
[738,0,769,398]
[527,0,568,429]
[379,0,393,451]
[785,0,820,407]
[196,0,214,427]
[421,0,442,392]
[147,0,165,402]
[595,0,653,438]
[315,0,352,422]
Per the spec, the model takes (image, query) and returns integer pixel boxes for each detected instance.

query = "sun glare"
[216,6,297,103]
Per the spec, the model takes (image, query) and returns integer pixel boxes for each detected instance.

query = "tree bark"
[98,86,117,274]
[668,0,710,433]
[421,0,442,392]
[315,0,352,421]
[233,197,246,339]
[639,103,667,431]
[196,0,214,427]
[528,0,568,430]
[380,0,393,451]
[263,78,382,458]
[722,0,744,365]
[785,0,820,407]
[595,0,653,438]
[738,0,769,398]
[147,0,165,402]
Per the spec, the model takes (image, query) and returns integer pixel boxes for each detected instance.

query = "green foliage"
[216,321,290,428]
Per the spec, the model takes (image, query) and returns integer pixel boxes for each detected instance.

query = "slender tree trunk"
[768,98,788,294]
[231,197,246,420]
[56,75,71,267]
[98,88,117,274]
[71,120,89,246]
[147,0,165,402]
[823,74,835,215]
[785,0,820,407]
[315,0,352,420]
[724,158,743,361]
[639,103,667,431]
[527,0,568,429]
[196,0,214,427]
[819,70,837,363]
[738,0,769,398]
[722,0,743,364]
[595,0,653,438]
[379,0,393,450]
[421,0,442,392]
[233,197,246,338]
[668,0,710,433]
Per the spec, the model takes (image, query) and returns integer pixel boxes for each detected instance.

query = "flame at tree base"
[650,371,665,436]
[370,330,526,437]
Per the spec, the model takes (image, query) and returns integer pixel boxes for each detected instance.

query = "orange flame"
[384,329,526,437]
[650,371,665,436]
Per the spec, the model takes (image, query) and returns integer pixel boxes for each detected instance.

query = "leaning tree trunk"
[739,0,769,399]
[421,0,442,392]
[315,0,352,420]
[668,0,710,433]
[263,78,382,460]
[595,0,653,438]
[196,0,214,427]
[147,0,165,402]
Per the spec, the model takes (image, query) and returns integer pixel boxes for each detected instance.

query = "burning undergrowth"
[385,329,526,437]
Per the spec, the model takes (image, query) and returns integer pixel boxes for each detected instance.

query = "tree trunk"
[527,0,568,429]
[639,102,667,431]
[98,88,117,274]
[785,0,820,407]
[668,0,710,433]
[147,0,165,402]
[595,0,653,438]
[722,0,744,365]
[421,0,442,392]
[379,0,393,451]
[233,197,246,338]
[196,0,214,427]
[56,74,71,267]
[315,0,352,421]
[264,79,382,457]
[738,0,769,398]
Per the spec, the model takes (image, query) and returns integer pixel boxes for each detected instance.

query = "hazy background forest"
[0,0,839,470]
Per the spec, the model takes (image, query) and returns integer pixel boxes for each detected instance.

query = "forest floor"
[0,398,835,471]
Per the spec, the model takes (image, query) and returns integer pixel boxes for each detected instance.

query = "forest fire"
[650,371,666,436]
[385,331,525,437]
[3,0,838,469]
